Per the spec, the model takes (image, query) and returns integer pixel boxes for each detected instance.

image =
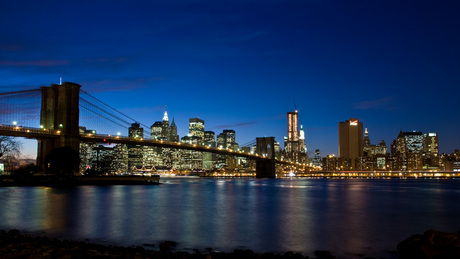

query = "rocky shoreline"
[0,229,336,259]
[1,229,460,259]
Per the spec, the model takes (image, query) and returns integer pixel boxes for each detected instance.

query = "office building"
[338,118,363,170]
[150,121,163,140]
[393,130,424,170]
[285,110,299,154]
[189,118,205,140]
[423,132,439,168]
[128,123,144,172]
[169,118,179,142]
[161,111,169,139]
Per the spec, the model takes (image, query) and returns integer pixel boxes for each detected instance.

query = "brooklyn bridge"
[0,82,308,178]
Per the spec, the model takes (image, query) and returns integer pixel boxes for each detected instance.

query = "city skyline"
[1,1,460,157]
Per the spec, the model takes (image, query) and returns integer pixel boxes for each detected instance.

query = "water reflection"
[0,179,459,257]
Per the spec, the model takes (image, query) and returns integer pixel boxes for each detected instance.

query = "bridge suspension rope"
[240,139,257,148]
[0,89,41,127]
[79,89,150,138]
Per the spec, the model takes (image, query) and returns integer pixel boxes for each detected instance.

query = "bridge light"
[12,121,17,125]
[117,132,121,136]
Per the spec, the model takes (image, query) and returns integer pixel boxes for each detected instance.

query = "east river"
[0,178,459,258]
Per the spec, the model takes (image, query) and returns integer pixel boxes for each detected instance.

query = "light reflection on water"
[0,178,459,258]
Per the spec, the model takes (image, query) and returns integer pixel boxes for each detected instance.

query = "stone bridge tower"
[255,137,276,178]
[37,82,81,171]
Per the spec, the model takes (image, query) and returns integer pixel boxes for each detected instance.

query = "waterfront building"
[338,118,363,170]
[363,128,388,158]
[312,149,322,167]
[79,142,97,173]
[180,134,203,169]
[203,131,216,171]
[216,129,238,169]
[423,132,439,169]
[128,123,144,172]
[394,130,424,170]
[90,145,115,174]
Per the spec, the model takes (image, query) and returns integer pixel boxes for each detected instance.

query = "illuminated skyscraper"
[423,132,439,168]
[161,111,169,139]
[128,123,144,172]
[299,125,306,153]
[169,118,179,142]
[204,131,216,147]
[150,121,163,140]
[394,130,424,170]
[338,118,363,170]
[189,118,205,141]
[285,110,299,153]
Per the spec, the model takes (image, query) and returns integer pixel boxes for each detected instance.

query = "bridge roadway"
[0,124,293,164]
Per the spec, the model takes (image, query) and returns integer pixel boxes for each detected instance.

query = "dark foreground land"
[1,229,460,259]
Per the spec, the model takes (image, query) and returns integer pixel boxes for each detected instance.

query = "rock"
[233,249,256,259]
[159,240,178,252]
[397,229,460,259]
[314,250,336,259]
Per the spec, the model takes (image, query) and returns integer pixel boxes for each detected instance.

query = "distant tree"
[0,136,21,160]
[12,163,43,178]
[45,147,80,176]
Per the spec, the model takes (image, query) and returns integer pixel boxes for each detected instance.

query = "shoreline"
[2,229,460,258]
[0,229,370,259]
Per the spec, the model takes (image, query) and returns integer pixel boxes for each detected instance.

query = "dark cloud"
[213,121,258,129]
[81,77,164,93]
[353,97,395,110]
[0,60,70,67]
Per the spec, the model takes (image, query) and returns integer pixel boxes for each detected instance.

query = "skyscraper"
[285,110,299,153]
[150,121,163,140]
[128,123,144,172]
[189,118,205,141]
[338,118,363,170]
[394,130,424,170]
[161,111,169,139]
[299,125,306,153]
[169,118,179,142]
[203,131,216,147]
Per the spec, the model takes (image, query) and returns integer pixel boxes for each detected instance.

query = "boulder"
[397,229,460,259]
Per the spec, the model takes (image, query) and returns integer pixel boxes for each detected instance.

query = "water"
[0,178,459,258]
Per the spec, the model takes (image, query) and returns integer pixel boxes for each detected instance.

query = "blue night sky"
[1,0,460,158]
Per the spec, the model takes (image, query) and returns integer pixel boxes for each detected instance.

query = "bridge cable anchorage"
[80,89,150,129]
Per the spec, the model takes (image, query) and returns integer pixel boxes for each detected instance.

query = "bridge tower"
[255,137,276,178]
[37,82,81,171]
